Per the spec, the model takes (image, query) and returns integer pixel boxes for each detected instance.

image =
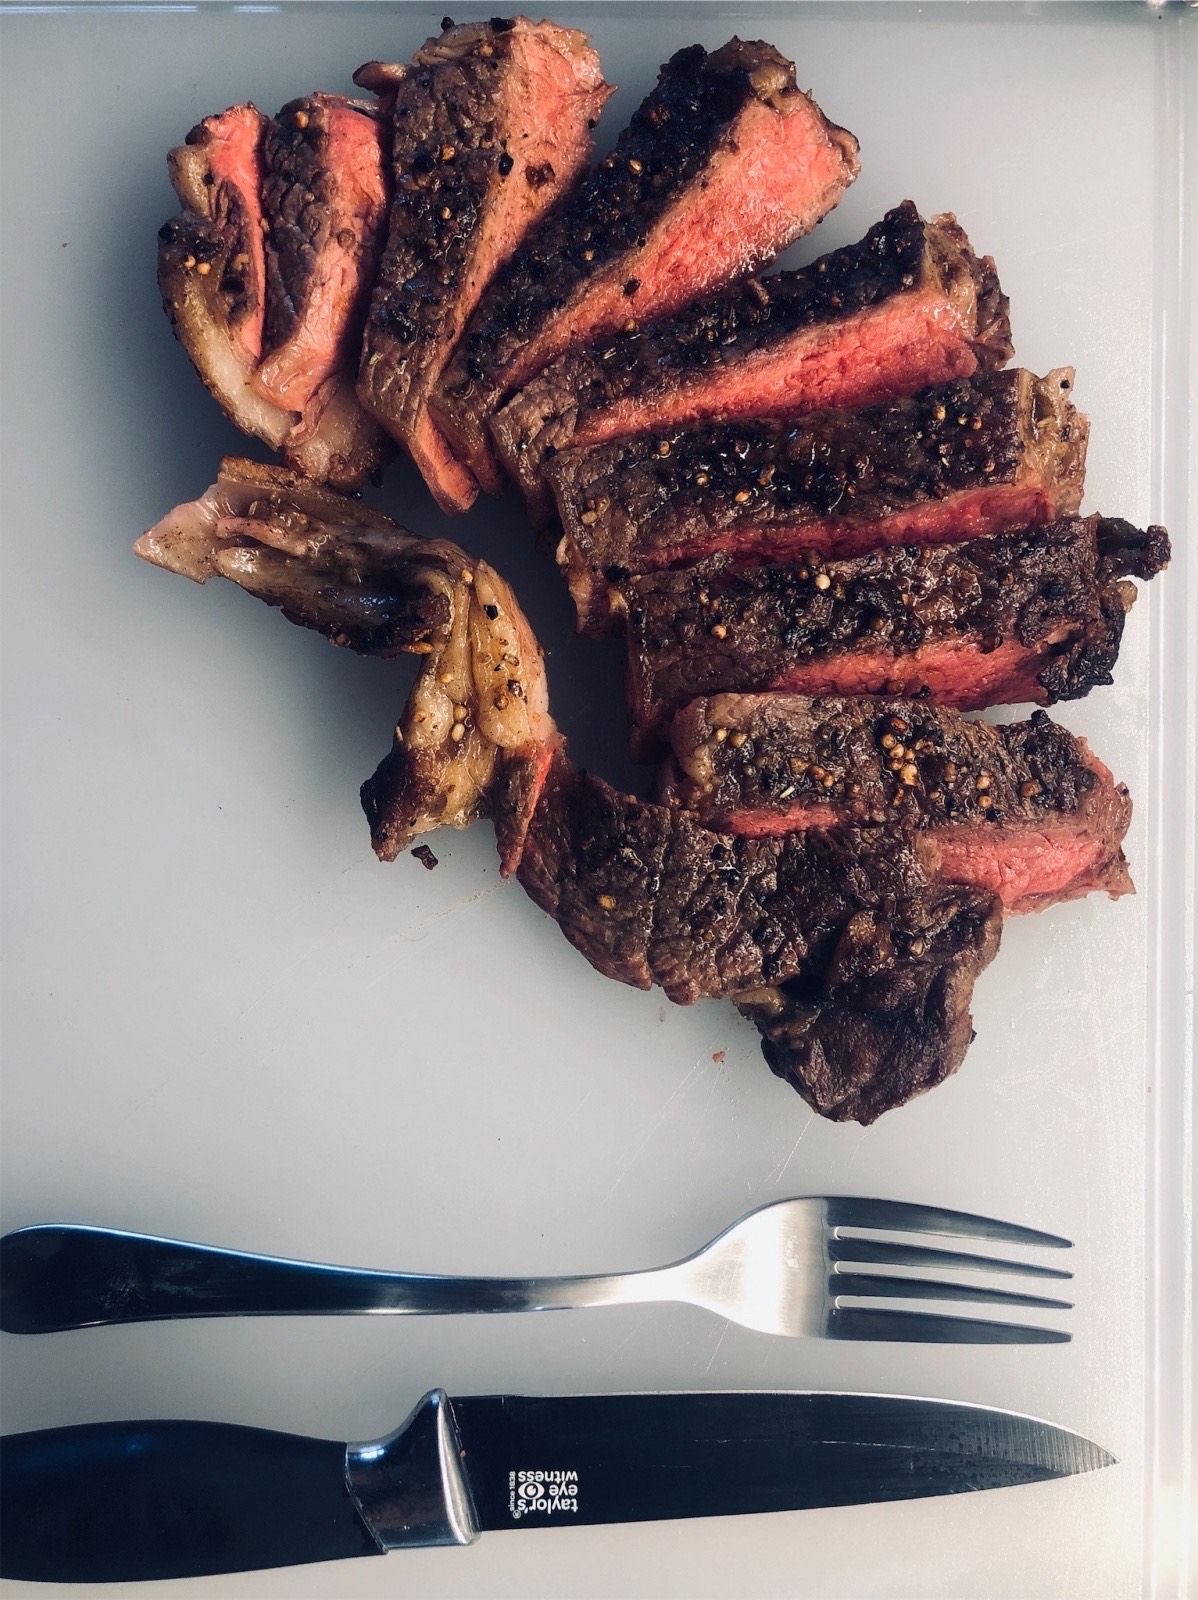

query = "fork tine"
[831,1272,1072,1311]
[824,1197,1070,1248]
[828,1306,1071,1344]
[828,1236,1073,1280]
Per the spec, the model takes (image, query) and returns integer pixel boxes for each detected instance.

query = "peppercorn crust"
[663,695,1135,914]
[431,37,859,491]
[517,752,1002,1122]
[355,17,610,512]
[491,201,1013,524]
[159,106,294,451]
[254,94,390,413]
[550,367,1087,631]
[159,99,394,490]
[257,92,395,486]
[618,516,1169,753]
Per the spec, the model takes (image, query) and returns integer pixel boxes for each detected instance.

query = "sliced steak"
[255,94,390,414]
[353,19,609,514]
[256,92,393,489]
[135,457,557,873]
[518,754,1002,1121]
[552,368,1087,632]
[619,517,1171,753]
[158,105,293,451]
[664,696,1133,913]
[160,99,391,489]
[431,40,859,492]
[493,202,1012,524]
[736,879,1001,1124]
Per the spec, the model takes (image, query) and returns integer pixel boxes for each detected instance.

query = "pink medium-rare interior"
[412,23,609,505]
[654,480,1056,570]
[717,804,1127,913]
[253,100,389,415]
[765,634,1066,710]
[718,802,843,836]
[935,828,1131,913]
[566,285,982,456]
[495,89,858,400]
[711,739,1132,915]
[202,106,270,364]
[459,24,609,373]
[496,737,560,877]
[408,410,484,515]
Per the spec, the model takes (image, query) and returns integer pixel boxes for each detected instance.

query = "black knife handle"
[0,1419,382,1583]
[1,1224,415,1332]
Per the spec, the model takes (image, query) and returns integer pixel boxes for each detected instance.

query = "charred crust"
[551,370,1066,577]
[1095,516,1171,580]
[365,28,522,399]
[261,97,342,350]
[491,202,1013,512]
[443,39,814,409]
[358,17,603,452]
[738,883,1002,1123]
[518,763,1001,1114]
[620,515,1165,744]
[664,696,1107,830]
[159,195,261,338]
[362,743,443,860]
[262,571,448,657]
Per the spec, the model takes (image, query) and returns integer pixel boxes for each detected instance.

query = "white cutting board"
[1,4,1192,1597]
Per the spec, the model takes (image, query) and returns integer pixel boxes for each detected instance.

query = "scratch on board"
[768,1115,814,1186]
[541,1085,597,1142]
[223,900,382,1025]
[703,1320,730,1375]
[597,1324,643,1374]
[364,883,506,988]
[689,1066,725,1153]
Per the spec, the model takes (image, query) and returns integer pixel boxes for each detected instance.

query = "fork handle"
[0,1225,658,1333]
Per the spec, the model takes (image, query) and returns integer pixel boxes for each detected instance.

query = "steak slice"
[552,368,1087,632]
[256,92,393,490]
[492,201,1013,524]
[663,696,1134,913]
[518,754,1002,1121]
[619,517,1171,753]
[736,880,1001,1125]
[355,19,609,513]
[135,458,557,873]
[431,40,860,493]
[160,99,392,489]
[158,106,293,451]
[255,94,390,415]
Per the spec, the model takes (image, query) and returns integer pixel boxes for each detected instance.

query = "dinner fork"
[0,1198,1073,1343]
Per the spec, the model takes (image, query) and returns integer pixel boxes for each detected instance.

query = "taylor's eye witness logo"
[508,1469,580,1519]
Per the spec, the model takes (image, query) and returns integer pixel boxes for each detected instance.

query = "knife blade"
[0,1388,1114,1584]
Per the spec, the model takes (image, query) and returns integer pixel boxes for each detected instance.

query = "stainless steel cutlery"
[1,1195,1072,1343]
[0,1195,1103,1584]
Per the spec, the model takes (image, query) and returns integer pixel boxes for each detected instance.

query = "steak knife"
[0,1389,1112,1584]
